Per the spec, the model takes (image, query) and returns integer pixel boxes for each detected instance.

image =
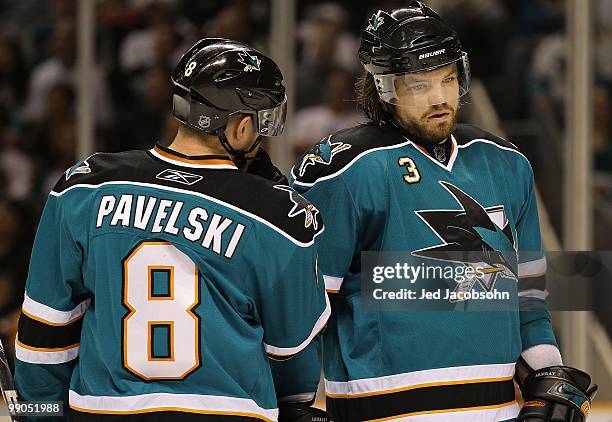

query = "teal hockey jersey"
[289,123,556,422]
[15,144,330,422]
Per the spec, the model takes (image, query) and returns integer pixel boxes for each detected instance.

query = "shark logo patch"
[298,136,351,177]
[238,50,261,72]
[65,154,97,180]
[274,185,320,230]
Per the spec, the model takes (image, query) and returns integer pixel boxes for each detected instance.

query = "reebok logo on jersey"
[156,169,203,185]
[419,49,445,60]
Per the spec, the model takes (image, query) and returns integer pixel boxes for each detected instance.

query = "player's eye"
[442,76,457,84]
[408,83,428,92]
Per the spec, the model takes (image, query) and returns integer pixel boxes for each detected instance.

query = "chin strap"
[215,129,264,169]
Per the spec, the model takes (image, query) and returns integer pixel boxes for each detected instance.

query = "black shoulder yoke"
[291,123,407,185]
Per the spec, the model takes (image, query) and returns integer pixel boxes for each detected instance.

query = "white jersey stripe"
[457,138,528,163]
[518,289,548,300]
[69,391,278,421]
[325,363,516,396]
[49,181,324,248]
[518,258,547,278]
[323,275,343,292]
[15,342,79,364]
[22,294,91,325]
[264,292,331,356]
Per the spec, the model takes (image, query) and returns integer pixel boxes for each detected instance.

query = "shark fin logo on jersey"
[238,50,261,72]
[274,185,320,230]
[413,181,517,301]
[366,10,385,31]
[298,135,351,177]
[156,169,203,186]
[65,154,97,180]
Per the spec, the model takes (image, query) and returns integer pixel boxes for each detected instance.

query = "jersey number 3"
[122,241,201,380]
[398,157,421,184]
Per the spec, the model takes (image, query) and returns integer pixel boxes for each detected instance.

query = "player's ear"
[235,115,257,146]
[225,114,257,151]
[237,115,255,135]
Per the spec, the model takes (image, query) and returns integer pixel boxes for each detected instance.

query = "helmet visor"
[256,95,287,136]
[374,53,470,107]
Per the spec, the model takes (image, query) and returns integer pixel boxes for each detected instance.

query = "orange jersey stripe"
[69,405,274,421]
[153,147,235,166]
[16,338,79,352]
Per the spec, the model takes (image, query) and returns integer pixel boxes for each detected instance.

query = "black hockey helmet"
[172,38,287,155]
[358,1,470,107]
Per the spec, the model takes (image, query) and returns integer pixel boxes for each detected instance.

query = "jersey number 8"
[122,241,201,380]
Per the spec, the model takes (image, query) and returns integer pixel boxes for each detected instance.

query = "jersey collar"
[150,144,238,169]
[403,135,458,172]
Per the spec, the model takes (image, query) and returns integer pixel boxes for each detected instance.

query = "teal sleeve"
[270,339,321,402]
[516,166,558,350]
[291,175,360,293]
[254,233,329,360]
[14,360,74,422]
[20,193,91,311]
[15,192,91,419]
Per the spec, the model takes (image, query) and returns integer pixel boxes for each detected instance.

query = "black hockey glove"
[518,366,597,422]
[278,402,329,422]
[246,148,289,185]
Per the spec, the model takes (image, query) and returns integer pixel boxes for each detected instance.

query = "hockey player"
[14,38,330,421]
[289,3,597,421]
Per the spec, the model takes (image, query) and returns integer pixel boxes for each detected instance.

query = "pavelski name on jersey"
[96,194,245,259]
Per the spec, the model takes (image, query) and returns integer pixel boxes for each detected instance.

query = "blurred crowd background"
[0,0,611,378]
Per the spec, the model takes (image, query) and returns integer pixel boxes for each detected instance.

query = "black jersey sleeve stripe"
[17,311,82,349]
[518,275,546,292]
[326,378,515,421]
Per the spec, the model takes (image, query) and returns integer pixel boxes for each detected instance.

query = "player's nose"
[428,84,446,106]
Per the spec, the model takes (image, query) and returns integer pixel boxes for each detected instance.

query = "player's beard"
[395,103,458,146]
